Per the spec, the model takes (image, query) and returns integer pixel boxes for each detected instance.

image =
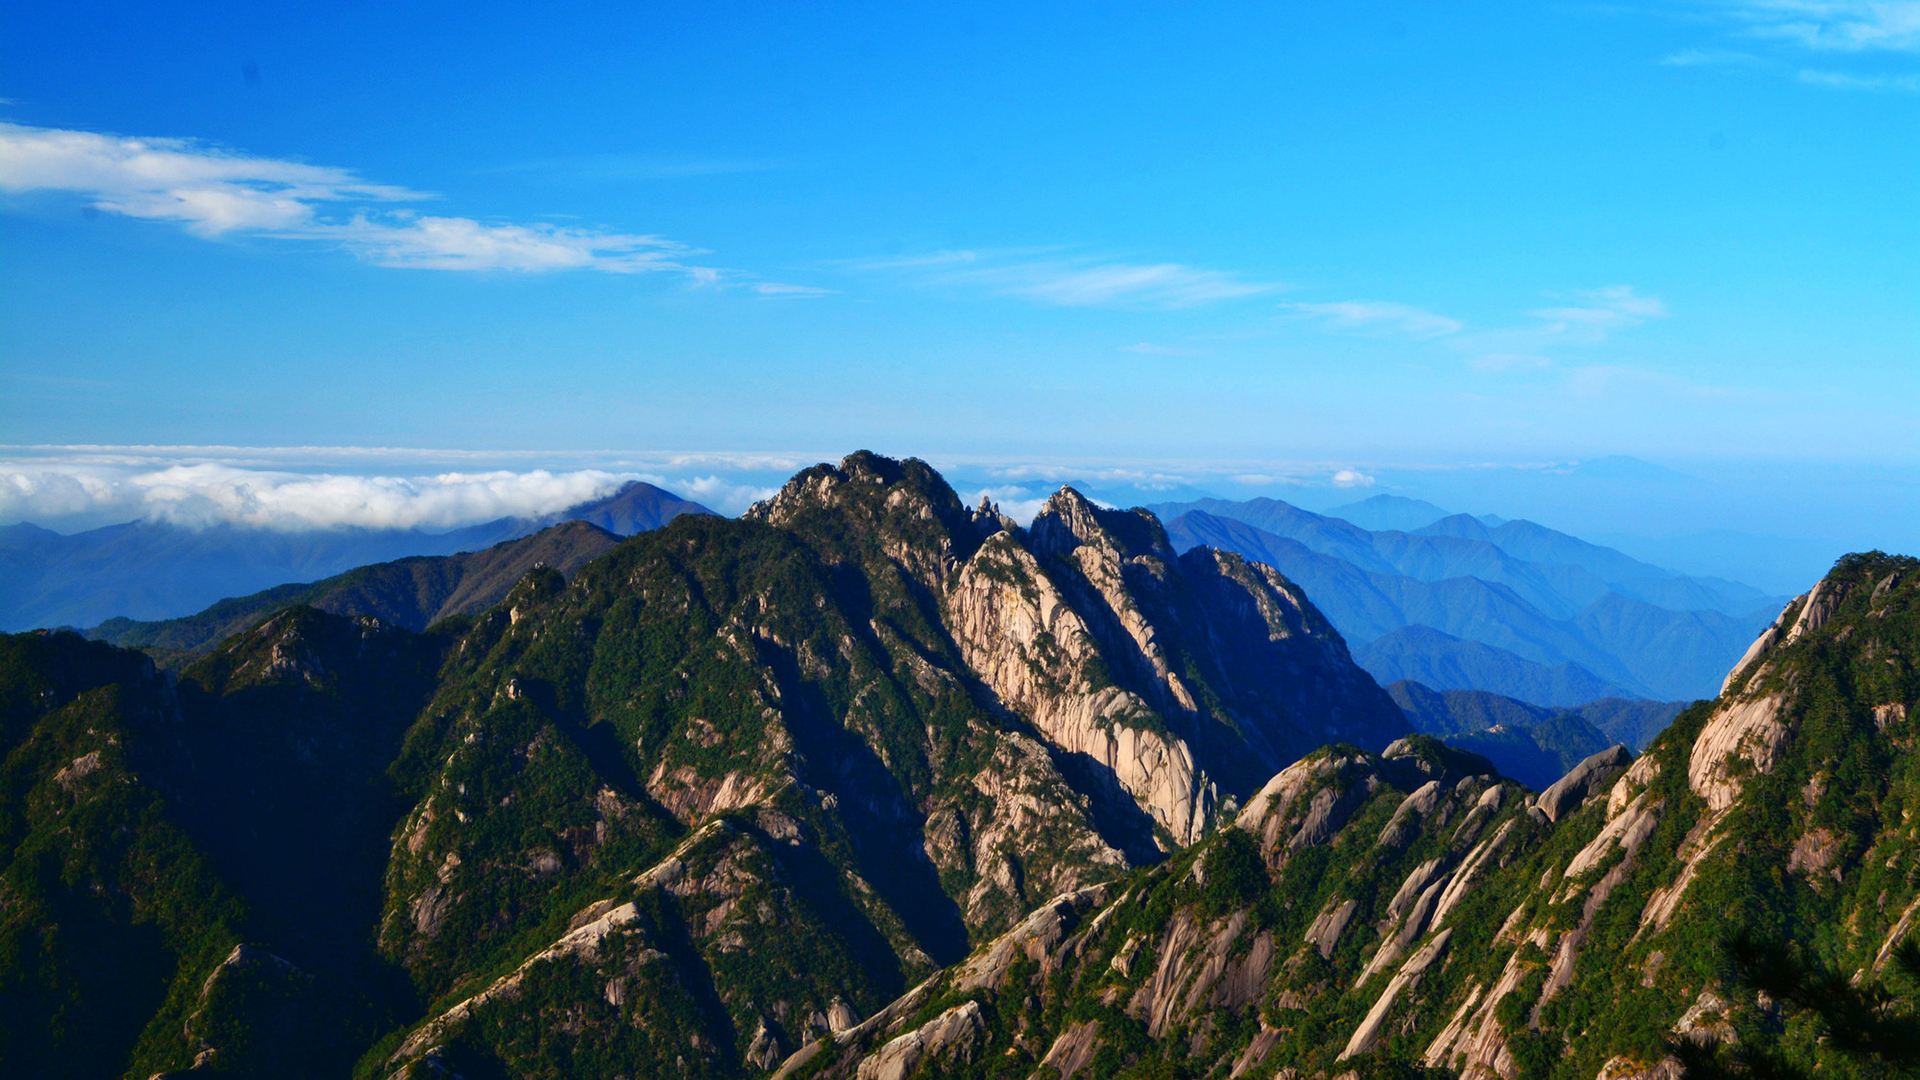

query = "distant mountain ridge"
[1324,492,1452,532]
[1156,496,1782,702]
[88,520,622,658]
[1356,624,1631,705]
[0,481,711,631]
[1386,677,1685,788]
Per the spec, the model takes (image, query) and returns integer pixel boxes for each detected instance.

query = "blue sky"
[1,2,1916,584]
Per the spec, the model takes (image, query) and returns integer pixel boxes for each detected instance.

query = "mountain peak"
[1030,486,1173,563]
[1325,492,1451,532]
[1720,550,1915,699]
[555,481,712,536]
[747,451,965,525]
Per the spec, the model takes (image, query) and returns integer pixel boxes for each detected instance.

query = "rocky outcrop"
[1534,744,1631,823]
[1039,1019,1104,1078]
[1306,898,1360,959]
[946,531,1216,845]
[853,1001,986,1080]
[1343,928,1453,1059]
[1688,693,1786,812]
[952,883,1111,991]
[1236,750,1376,857]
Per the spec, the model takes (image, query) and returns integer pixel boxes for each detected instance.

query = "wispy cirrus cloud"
[851,248,1278,309]
[1279,299,1463,338]
[1277,284,1663,350]
[0,121,727,275]
[752,281,837,298]
[1727,0,1920,54]
[1446,284,1667,370]
[1655,1,1920,91]
[1527,284,1668,341]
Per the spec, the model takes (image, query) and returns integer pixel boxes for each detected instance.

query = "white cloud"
[0,445,840,526]
[1731,0,1920,54]
[1331,468,1376,489]
[976,463,1194,488]
[1270,283,1665,371]
[752,282,836,297]
[1526,284,1668,341]
[1279,299,1463,338]
[0,463,635,531]
[854,248,1277,309]
[1446,284,1667,371]
[962,487,1050,525]
[0,121,716,275]
[321,213,695,273]
[677,474,779,512]
[1654,2,1920,91]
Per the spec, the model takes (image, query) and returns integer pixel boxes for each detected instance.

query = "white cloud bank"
[0,445,830,529]
[0,463,638,531]
[0,121,712,274]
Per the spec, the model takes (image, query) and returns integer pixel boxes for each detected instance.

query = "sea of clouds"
[0,445,1375,535]
[0,446,808,532]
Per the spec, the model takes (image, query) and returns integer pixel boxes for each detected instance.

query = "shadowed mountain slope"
[1387,679,1684,789]
[89,520,621,658]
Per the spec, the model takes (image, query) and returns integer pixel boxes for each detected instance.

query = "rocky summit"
[0,452,1410,1077]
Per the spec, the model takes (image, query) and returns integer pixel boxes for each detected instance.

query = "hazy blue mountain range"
[1385,678,1685,788]
[1354,624,1630,706]
[0,481,711,632]
[1155,496,1783,702]
[1322,492,1454,532]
